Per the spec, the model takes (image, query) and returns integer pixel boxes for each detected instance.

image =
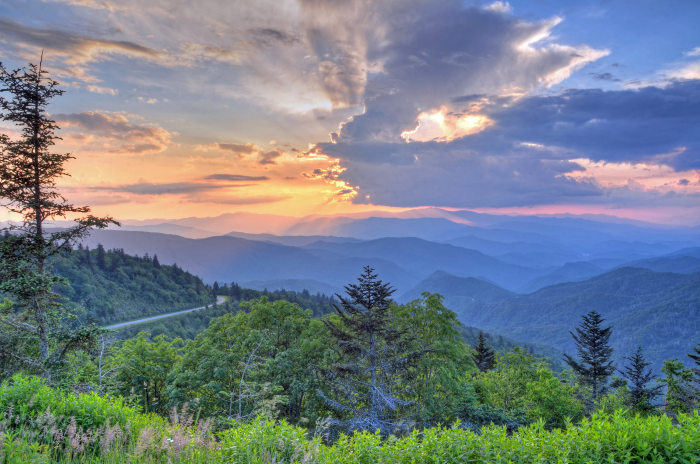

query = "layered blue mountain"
[408,267,700,371]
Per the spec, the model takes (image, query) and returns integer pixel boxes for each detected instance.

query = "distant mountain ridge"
[431,267,700,371]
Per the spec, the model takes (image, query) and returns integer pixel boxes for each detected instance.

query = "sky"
[1,0,699,224]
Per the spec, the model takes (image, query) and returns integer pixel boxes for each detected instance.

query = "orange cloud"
[54,111,175,155]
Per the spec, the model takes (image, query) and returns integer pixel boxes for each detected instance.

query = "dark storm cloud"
[311,79,700,208]
[487,79,700,170]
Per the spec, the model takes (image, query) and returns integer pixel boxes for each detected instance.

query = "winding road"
[105,296,226,329]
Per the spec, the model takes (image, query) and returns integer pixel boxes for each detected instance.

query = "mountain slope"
[303,237,545,291]
[80,230,423,294]
[451,267,700,370]
[517,261,606,293]
[52,247,214,325]
[398,271,515,303]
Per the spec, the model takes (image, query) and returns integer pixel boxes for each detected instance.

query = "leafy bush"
[218,412,700,464]
[0,374,144,432]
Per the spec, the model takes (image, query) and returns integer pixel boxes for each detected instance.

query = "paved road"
[105,296,226,329]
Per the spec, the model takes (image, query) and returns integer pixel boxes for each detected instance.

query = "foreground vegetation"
[1,375,700,463]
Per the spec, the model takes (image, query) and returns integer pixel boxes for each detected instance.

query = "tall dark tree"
[213,281,220,297]
[318,266,423,435]
[563,310,615,403]
[471,331,496,372]
[620,346,662,412]
[0,59,117,381]
[96,243,106,270]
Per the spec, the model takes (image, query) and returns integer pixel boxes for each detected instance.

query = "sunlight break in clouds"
[0,0,697,221]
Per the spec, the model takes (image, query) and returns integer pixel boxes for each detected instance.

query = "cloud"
[589,72,621,82]
[93,181,251,195]
[321,3,608,144]
[54,111,175,154]
[259,148,285,165]
[306,78,700,208]
[0,16,160,82]
[197,142,286,165]
[186,195,291,205]
[203,174,270,181]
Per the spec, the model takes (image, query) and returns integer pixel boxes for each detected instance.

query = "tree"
[152,254,160,269]
[619,346,662,413]
[563,311,615,404]
[661,358,696,414]
[391,293,475,424]
[96,243,106,270]
[317,267,424,435]
[166,297,327,422]
[472,331,496,372]
[111,332,182,414]
[212,281,219,297]
[0,59,117,381]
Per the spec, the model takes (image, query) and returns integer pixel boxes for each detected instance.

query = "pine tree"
[563,311,615,403]
[0,58,117,381]
[620,346,662,412]
[318,267,424,435]
[689,344,700,376]
[152,254,160,269]
[213,281,219,296]
[96,243,106,270]
[471,331,495,372]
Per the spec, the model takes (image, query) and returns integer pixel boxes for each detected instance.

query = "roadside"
[104,296,226,329]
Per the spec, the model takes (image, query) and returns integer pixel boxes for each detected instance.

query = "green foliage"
[110,332,183,414]
[166,297,332,424]
[0,374,145,437]
[471,330,495,372]
[116,288,335,340]
[473,347,584,428]
[620,346,663,414]
[53,247,214,324]
[564,310,615,403]
[391,293,476,425]
[661,358,697,414]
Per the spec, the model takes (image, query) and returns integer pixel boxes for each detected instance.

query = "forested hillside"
[447,267,700,370]
[51,244,215,324]
[118,286,338,339]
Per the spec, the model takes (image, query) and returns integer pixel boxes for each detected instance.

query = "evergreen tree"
[318,267,424,435]
[213,281,219,296]
[620,346,662,412]
[96,243,106,270]
[152,254,160,269]
[84,245,93,269]
[471,331,496,372]
[563,311,615,403]
[689,343,700,377]
[0,59,117,381]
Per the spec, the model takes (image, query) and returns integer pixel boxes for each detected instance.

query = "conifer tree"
[213,281,220,296]
[620,346,662,412]
[96,243,106,270]
[472,331,495,372]
[152,254,160,269]
[0,59,117,381]
[318,266,424,435]
[563,310,615,403]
